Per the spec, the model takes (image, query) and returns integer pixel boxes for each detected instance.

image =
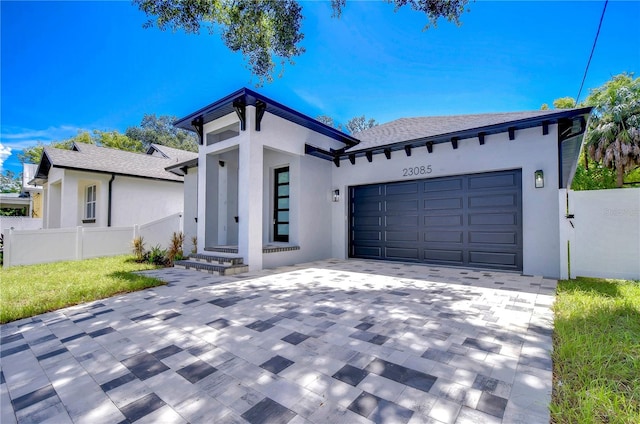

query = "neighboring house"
[168,87,591,278]
[31,142,196,229]
[22,163,43,218]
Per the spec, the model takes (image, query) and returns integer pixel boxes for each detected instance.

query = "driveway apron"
[1,259,556,424]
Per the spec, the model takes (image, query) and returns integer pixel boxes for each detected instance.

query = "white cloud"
[0,143,12,173]
[0,125,85,151]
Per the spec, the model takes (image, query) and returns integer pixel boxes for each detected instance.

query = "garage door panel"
[423,249,464,263]
[386,247,420,260]
[423,178,463,193]
[353,246,383,257]
[469,231,517,245]
[350,169,522,271]
[422,197,463,210]
[353,200,382,212]
[354,215,382,226]
[356,186,384,197]
[386,200,419,211]
[469,251,518,267]
[386,215,419,226]
[468,173,517,190]
[353,230,381,241]
[469,212,517,226]
[424,215,464,227]
[386,182,419,195]
[468,194,517,208]
[424,231,463,243]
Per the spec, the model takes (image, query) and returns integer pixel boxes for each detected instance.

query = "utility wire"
[575,0,608,105]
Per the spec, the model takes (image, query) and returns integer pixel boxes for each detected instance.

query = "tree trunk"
[616,138,624,187]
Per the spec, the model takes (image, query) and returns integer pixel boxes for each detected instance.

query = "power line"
[575,0,608,105]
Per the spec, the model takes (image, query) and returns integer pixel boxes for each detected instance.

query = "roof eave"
[174,87,360,148]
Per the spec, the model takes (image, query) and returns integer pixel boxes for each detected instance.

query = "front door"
[273,166,290,242]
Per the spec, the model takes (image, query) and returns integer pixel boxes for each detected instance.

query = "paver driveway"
[1,259,556,424]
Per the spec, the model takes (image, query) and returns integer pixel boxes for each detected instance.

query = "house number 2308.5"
[402,165,432,177]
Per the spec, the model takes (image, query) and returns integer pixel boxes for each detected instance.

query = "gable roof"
[346,108,593,153]
[147,144,198,164]
[32,143,197,184]
[174,87,360,148]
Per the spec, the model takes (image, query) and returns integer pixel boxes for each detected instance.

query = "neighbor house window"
[273,167,289,242]
[85,185,96,221]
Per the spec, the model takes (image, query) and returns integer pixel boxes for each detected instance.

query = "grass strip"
[0,255,163,324]
[552,277,640,423]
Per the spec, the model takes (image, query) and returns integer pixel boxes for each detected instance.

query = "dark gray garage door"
[349,169,523,271]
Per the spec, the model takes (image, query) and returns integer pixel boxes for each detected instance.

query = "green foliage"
[148,245,168,266]
[584,72,640,187]
[191,235,197,254]
[134,0,470,85]
[0,170,22,193]
[345,115,378,134]
[125,114,198,152]
[132,236,146,262]
[18,130,142,164]
[553,96,577,109]
[0,255,163,323]
[552,277,640,423]
[167,232,184,266]
[571,160,617,190]
[96,130,143,152]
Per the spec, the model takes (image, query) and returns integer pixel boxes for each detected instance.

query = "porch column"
[196,150,207,252]
[238,107,263,271]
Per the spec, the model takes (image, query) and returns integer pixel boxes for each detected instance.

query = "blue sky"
[1,1,638,175]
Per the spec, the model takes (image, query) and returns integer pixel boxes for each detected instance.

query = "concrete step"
[188,252,244,266]
[174,260,248,276]
[205,246,239,254]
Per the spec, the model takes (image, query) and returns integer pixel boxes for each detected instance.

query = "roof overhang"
[166,158,199,177]
[174,87,360,148]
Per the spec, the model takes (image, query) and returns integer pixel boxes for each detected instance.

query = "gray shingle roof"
[41,143,196,182]
[347,110,580,152]
[148,144,198,165]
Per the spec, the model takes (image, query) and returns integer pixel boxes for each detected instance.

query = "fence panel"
[0,217,43,234]
[3,213,182,268]
[568,188,640,280]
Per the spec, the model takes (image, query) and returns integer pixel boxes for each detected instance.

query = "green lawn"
[552,277,640,423]
[0,255,164,324]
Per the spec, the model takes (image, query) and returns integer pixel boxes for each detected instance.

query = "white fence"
[560,188,640,280]
[3,213,182,268]
[0,217,43,234]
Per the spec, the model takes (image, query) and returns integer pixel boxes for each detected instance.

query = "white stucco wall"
[110,175,183,227]
[42,168,184,229]
[331,125,562,278]
[183,167,198,253]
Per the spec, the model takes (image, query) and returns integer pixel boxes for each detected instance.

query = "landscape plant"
[132,235,146,262]
[148,245,168,266]
[167,231,184,266]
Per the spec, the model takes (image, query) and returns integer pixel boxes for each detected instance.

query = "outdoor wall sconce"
[333,189,340,202]
[535,170,544,188]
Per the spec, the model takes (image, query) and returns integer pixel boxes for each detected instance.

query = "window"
[273,167,289,242]
[85,185,96,221]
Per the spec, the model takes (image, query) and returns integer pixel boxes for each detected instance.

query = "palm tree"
[584,73,640,187]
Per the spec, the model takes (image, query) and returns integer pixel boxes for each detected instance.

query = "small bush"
[148,245,168,266]
[132,236,146,262]
[167,232,184,266]
[191,236,197,254]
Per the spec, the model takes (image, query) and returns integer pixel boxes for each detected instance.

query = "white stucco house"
[168,88,591,278]
[31,143,197,229]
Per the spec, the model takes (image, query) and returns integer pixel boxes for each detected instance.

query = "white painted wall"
[41,168,184,229]
[110,175,183,227]
[0,217,43,234]
[331,125,562,278]
[560,188,640,280]
[183,167,198,253]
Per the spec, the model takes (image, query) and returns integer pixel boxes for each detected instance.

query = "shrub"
[148,245,168,266]
[191,236,197,254]
[132,236,146,262]
[167,232,184,266]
